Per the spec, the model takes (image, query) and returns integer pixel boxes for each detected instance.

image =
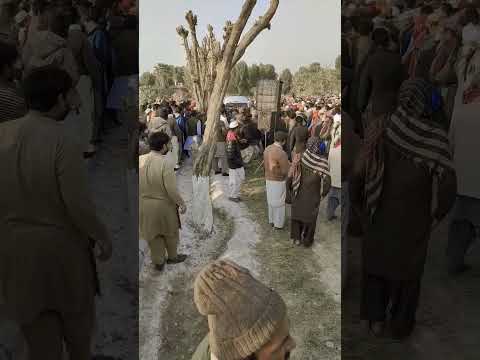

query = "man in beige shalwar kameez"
[139,132,187,271]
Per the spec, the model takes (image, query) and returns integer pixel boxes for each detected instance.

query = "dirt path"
[88,125,138,359]
[342,215,480,360]
[139,160,260,360]
[139,159,341,360]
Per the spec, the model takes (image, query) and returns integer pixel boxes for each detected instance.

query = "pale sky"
[140,0,340,74]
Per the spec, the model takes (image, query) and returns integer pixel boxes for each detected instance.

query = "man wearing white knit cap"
[191,259,296,360]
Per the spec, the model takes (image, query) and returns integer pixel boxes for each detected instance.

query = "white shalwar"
[228,167,245,199]
[170,135,180,167]
[266,180,286,228]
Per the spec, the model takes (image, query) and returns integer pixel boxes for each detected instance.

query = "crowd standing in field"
[138,93,341,273]
[138,91,341,360]
[342,0,479,340]
[0,0,138,358]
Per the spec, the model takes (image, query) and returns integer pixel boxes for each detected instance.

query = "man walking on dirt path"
[191,259,296,360]
[139,132,187,272]
[264,131,290,230]
[213,113,229,176]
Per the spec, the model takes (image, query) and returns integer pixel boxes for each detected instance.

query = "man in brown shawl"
[289,136,331,247]
[358,78,457,339]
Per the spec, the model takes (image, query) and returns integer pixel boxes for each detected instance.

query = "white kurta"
[228,167,245,199]
[266,180,287,228]
[171,136,180,167]
[328,144,342,189]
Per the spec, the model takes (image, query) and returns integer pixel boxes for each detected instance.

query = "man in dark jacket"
[239,116,262,164]
[357,27,404,130]
[213,117,229,176]
[167,113,183,170]
[226,121,245,202]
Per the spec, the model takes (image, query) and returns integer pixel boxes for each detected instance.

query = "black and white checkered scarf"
[292,137,330,200]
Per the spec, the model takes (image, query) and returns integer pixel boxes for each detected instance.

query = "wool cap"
[194,259,287,360]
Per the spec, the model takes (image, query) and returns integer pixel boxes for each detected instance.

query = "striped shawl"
[365,108,454,221]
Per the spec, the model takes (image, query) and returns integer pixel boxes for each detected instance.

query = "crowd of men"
[139,94,341,270]
[0,0,138,358]
[342,0,479,340]
[138,94,341,359]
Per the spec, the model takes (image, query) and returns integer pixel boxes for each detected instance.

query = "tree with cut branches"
[177,0,280,233]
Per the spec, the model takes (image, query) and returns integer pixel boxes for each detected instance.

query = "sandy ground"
[139,158,261,360]
[342,214,480,360]
[139,158,341,359]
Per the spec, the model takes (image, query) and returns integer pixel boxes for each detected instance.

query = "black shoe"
[274,226,283,230]
[215,171,221,175]
[154,263,165,272]
[222,173,229,176]
[166,254,188,264]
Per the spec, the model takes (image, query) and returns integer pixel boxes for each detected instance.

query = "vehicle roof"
[224,96,250,105]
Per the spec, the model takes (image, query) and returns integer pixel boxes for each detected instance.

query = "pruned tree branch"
[232,0,279,65]
[221,20,233,57]
[222,0,258,62]
[185,11,203,91]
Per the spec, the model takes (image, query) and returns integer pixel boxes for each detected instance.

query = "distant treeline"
[140,57,340,106]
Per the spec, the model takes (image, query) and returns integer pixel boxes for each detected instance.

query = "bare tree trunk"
[184,0,279,233]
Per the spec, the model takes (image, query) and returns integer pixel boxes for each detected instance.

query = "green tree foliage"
[292,63,340,97]
[139,63,188,106]
[258,63,277,80]
[228,61,251,95]
[335,55,341,71]
[279,68,293,95]
[141,57,341,103]
[249,63,260,91]
[227,62,278,96]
